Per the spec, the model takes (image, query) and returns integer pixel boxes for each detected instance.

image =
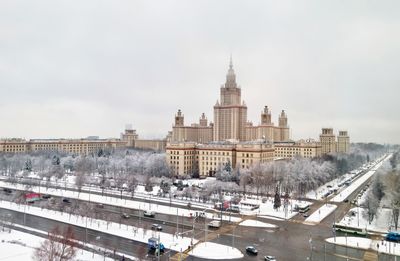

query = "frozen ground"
[304,204,337,224]
[189,242,243,259]
[239,219,277,228]
[0,229,116,261]
[326,237,400,256]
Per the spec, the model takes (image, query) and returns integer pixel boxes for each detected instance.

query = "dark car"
[151,224,162,231]
[344,199,349,203]
[42,194,51,199]
[3,188,13,194]
[245,246,258,255]
[62,198,71,203]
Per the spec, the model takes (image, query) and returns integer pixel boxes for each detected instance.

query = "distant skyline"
[1,1,399,144]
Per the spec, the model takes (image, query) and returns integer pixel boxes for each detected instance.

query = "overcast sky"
[0,1,399,144]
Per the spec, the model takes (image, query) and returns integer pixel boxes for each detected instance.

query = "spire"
[225,55,237,88]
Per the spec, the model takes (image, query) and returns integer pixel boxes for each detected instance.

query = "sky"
[0,1,399,144]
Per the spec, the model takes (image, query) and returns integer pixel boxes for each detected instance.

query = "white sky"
[0,1,399,144]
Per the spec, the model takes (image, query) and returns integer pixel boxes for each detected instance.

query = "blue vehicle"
[386,232,400,243]
[148,237,165,254]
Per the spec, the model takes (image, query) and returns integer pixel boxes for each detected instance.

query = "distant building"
[120,127,167,151]
[319,128,350,154]
[0,138,125,155]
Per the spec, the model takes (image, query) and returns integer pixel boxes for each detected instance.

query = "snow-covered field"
[239,220,277,228]
[304,204,337,224]
[326,237,400,256]
[189,242,243,259]
[0,229,116,261]
[331,155,390,202]
[339,207,394,233]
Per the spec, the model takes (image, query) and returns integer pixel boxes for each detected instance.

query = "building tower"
[174,109,184,126]
[213,57,248,141]
[320,128,337,154]
[261,106,272,125]
[337,130,350,153]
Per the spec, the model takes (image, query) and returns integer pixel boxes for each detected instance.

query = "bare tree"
[33,225,77,261]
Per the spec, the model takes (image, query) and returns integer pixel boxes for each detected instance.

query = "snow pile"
[304,204,337,224]
[189,242,243,259]
[239,220,277,228]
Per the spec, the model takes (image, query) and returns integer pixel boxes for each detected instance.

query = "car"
[96,204,104,208]
[121,213,130,219]
[245,246,258,255]
[303,213,310,218]
[151,224,162,231]
[3,188,13,194]
[144,210,155,217]
[265,256,277,261]
[42,194,51,199]
[62,198,71,203]
[344,199,349,203]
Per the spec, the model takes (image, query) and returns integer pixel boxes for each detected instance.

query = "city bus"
[333,224,367,237]
[295,204,310,213]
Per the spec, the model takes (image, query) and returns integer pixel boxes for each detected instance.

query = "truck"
[208,220,221,228]
[148,237,165,255]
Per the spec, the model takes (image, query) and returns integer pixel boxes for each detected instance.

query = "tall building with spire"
[213,58,248,141]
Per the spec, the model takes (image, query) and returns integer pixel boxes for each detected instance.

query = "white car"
[144,210,155,217]
[264,256,276,261]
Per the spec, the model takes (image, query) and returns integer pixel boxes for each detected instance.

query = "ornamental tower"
[213,57,248,141]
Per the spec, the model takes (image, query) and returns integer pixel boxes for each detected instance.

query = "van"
[208,220,221,228]
[144,210,155,217]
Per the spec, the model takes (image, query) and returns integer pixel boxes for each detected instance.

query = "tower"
[320,128,337,154]
[174,109,184,127]
[278,110,288,127]
[261,106,272,125]
[337,130,350,153]
[213,57,248,141]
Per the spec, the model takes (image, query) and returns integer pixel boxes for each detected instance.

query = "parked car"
[3,188,13,194]
[245,246,258,255]
[121,213,130,219]
[151,224,162,231]
[265,256,277,261]
[96,204,104,208]
[62,198,71,203]
[303,213,310,218]
[144,210,155,217]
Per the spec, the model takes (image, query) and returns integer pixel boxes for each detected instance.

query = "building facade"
[319,128,350,154]
[121,127,167,151]
[0,138,125,155]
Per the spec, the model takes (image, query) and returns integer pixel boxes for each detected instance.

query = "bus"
[333,223,367,237]
[295,204,310,213]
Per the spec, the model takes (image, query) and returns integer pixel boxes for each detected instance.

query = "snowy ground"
[0,200,196,253]
[242,198,310,220]
[331,154,391,202]
[326,237,400,256]
[189,242,243,259]
[304,204,337,224]
[0,180,241,223]
[339,207,394,233]
[239,220,277,228]
[0,228,116,261]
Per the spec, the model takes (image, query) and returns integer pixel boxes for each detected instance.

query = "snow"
[0,180,242,223]
[304,204,337,224]
[0,229,115,261]
[331,154,391,203]
[326,237,400,256]
[0,200,196,253]
[239,220,277,228]
[0,200,245,260]
[244,199,310,220]
[338,207,394,233]
[189,242,243,259]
